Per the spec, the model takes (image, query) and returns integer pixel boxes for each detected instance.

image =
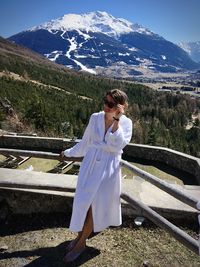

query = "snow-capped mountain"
[178,41,200,63]
[8,11,199,76]
[30,11,154,38]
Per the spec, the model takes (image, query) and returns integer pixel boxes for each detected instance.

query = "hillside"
[0,37,200,157]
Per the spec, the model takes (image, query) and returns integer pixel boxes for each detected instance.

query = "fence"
[0,148,199,255]
[120,159,200,255]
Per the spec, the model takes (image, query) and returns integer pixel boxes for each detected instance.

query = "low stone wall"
[123,144,200,185]
[0,188,197,221]
[0,135,200,184]
[0,189,73,217]
[0,135,74,152]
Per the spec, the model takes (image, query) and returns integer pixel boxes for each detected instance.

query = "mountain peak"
[9,11,200,75]
[178,41,200,63]
[29,11,153,38]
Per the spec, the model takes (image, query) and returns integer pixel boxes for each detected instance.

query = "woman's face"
[103,95,118,113]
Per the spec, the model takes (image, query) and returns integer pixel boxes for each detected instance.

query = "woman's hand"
[114,104,125,120]
[59,151,67,161]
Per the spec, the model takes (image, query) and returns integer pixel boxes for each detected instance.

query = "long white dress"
[64,111,132,232]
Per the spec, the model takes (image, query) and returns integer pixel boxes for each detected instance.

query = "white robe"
[64,111,132,232]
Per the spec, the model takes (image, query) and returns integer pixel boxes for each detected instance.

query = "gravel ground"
[0,213,199,267]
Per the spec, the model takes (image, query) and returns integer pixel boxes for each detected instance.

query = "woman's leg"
[73,206,93,251]
[67,231,82,251]
[64,206,93,262]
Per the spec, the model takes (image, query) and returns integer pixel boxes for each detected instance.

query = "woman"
[60,89,132,263]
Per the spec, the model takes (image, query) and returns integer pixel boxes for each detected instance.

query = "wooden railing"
[0,148,199,255]
[120,159,200,256]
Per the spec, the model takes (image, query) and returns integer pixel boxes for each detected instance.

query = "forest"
[0,38,200,157]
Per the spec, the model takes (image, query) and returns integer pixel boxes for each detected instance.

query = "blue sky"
[1,0,199,43]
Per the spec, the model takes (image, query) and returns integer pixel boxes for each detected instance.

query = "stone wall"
[0,135,200,184]
[123,144,200,184]
[0,189,73,217]
[0,189,196,220]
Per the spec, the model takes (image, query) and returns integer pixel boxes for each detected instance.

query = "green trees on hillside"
[0,75,199,157]
[0,76,97,137]
[1,49,200,157]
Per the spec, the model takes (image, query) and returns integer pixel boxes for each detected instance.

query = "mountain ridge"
[29,11,154,38]
[8,11,200,76]
[178,41,200,63]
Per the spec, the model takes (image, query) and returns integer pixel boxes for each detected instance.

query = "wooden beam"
[0,182,76,193]
[0,149,198,211]
[0,148,83,161]
[121,192,199,255]
[120,160,199,211]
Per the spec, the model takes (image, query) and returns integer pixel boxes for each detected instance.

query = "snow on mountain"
[178,41,200,63]
[30,11,153,38]
[178,42,192,55]
[9,11,200,76]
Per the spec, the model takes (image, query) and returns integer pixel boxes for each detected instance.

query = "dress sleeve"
[105,117,132,153]
[64,114,94,157]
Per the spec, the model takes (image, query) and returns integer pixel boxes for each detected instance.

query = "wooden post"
[197,201,200,255]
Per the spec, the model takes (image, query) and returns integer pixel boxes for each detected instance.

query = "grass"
[0,213,199,267]
[17,158,59,172]
[121,162,183,185]
[132,163,183,184]
[0,155,6,161]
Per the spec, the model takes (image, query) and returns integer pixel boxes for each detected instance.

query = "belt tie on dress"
[80,141,120,187]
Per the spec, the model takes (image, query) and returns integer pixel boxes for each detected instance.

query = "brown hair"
[106,89,128,107]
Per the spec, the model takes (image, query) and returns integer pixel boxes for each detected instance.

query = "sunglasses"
[103,96,117,109]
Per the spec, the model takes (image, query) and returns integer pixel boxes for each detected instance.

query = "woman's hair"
[106,89,128,107]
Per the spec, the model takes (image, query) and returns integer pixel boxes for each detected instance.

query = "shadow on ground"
[0,240,100,267]
[0,212,71,237]
[0,212,198,238]
[0,213,199,267]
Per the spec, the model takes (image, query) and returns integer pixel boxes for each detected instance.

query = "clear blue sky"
[1,0,199,43]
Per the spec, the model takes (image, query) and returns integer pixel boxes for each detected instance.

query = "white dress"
[64,111,132,232]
